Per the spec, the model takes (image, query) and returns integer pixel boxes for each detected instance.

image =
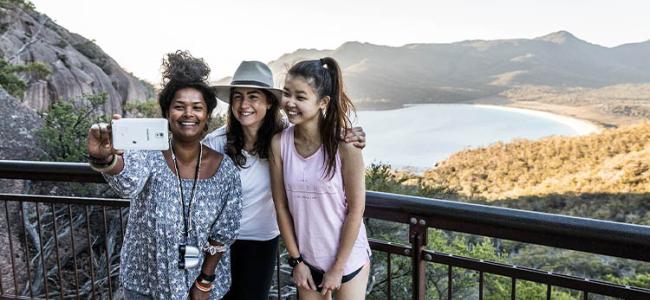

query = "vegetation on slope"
[423,122,650,201]
[365,162,650,299]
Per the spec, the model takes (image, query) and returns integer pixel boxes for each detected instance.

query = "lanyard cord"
[171,142,203,238]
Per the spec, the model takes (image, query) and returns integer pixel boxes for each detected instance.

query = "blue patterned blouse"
[104,150,242,300]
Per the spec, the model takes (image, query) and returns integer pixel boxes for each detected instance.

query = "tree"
[35,93,107,162]
[0,58,51,98]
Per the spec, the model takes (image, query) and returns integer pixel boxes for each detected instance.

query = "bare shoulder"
[271,132,283,152]
[338,141,363,167]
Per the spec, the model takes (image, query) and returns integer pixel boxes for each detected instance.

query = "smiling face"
[167,87,208,142]
[230,87,271,131]
[282,75,328,125]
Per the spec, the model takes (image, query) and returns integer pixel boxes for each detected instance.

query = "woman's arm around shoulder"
[202,125,227,153]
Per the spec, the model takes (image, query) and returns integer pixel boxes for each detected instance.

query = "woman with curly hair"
[87,51,242,300]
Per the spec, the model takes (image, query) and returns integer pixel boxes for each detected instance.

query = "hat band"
[231,80,271,88]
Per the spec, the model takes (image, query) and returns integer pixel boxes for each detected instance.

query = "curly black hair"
[158,50,217,118]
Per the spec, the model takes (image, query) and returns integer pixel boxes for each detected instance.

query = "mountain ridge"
[266,31,650,109]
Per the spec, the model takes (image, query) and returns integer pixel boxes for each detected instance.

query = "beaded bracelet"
[202,243,227,256]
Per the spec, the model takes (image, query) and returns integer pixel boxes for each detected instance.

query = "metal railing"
[1,160,650,299]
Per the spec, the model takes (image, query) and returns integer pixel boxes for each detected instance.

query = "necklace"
[170,141,203,239]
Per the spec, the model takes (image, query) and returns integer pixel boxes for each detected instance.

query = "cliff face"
[0,3,154,114]
[0,86,43,160]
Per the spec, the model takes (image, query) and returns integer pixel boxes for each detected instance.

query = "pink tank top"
[280,126,370,274]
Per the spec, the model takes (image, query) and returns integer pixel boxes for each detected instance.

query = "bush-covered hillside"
[422,122,650,201]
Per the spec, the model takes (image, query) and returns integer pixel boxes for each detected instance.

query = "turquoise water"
[357,104,587,170]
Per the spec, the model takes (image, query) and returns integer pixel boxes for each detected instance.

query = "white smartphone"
[111,118,169,150]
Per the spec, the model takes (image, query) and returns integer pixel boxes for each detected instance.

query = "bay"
[356,104,599,171]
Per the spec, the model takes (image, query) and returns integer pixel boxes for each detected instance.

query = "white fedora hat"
[212,61,283,103]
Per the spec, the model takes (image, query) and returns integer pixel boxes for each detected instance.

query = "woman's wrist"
[194,279,214,292]
[87,154,115,164]
[88,154,118,172]
[288,254,304,268]
[331,260,346,273]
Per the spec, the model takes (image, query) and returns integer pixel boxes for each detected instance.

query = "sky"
[30,0,650,84]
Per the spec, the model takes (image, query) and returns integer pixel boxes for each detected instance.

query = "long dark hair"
[158,50,217,119]
[287,57,356,178]
[225,89,284,167]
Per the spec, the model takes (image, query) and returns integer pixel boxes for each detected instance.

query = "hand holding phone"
[88,115,122,160]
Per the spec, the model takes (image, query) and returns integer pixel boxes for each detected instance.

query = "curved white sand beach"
[474,104,602,135]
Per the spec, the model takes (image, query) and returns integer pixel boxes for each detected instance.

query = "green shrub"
[35,93,108,162]
[0,58,51,97]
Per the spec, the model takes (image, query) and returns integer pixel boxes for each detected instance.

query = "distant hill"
[501,84,650,127]
[267,31,650,109]
[422,123,650,201]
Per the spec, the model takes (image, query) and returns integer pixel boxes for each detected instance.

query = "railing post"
[409,216,428,300]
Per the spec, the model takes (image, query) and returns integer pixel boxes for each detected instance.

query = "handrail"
[366,191,650,262]
[2,159,649,262]
[0,160,103,182]
[1,159,650,299]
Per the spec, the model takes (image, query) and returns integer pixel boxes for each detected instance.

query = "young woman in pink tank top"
[270,57,371,300]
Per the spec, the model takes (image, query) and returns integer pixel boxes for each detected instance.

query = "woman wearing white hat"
[204,61,365,299]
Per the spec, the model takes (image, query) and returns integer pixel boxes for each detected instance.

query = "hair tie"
[320,58,327,69]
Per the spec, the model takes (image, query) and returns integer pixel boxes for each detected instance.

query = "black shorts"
[294,262,364,293]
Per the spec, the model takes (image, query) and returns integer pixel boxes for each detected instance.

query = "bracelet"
[197,272,216,284]
[288,254,304,268]
[202,243,227,256]
[86,154,114,165]
[89,154,118,172]
[194,280,213,292]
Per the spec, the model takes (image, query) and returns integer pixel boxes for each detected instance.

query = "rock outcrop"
[0,3,154,114]
[0,86,43,160]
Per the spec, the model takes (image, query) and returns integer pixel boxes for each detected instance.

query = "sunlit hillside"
[423,122,650,200]
[501,83,650,127]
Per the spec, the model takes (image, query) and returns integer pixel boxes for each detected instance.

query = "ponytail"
[287,57,356,179]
